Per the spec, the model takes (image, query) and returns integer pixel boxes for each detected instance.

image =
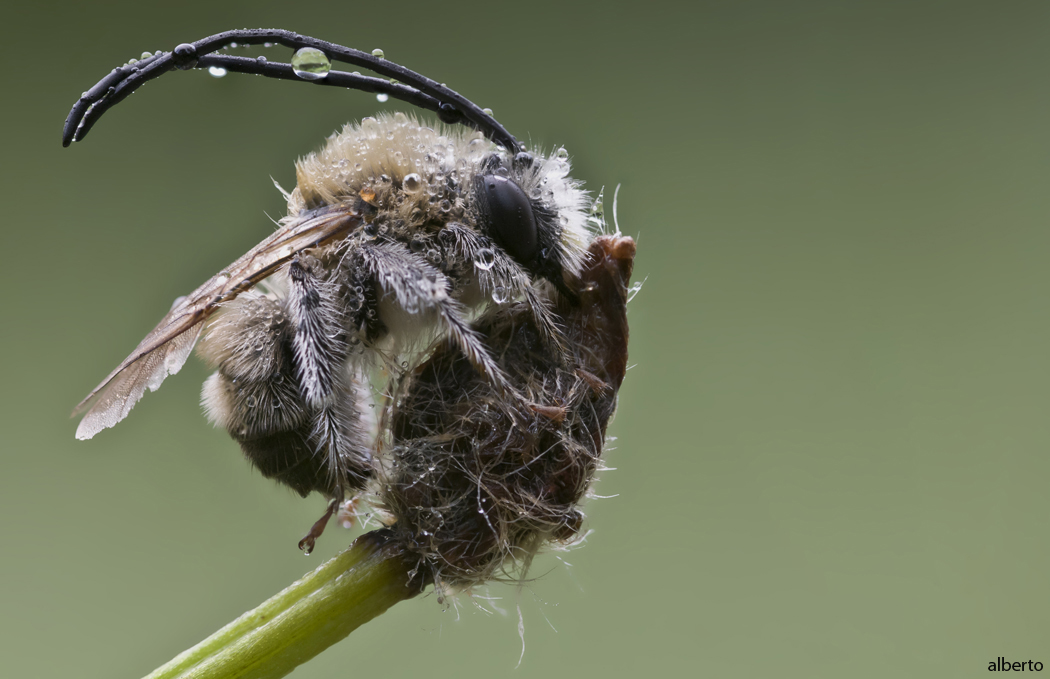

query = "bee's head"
[473,150,590,302]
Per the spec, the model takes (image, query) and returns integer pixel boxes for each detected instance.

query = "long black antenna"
[62,29,521,151]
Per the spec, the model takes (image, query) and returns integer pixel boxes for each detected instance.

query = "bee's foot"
[297,500,339,554]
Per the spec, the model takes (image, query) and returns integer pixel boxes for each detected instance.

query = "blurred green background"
[1,1,1048,677]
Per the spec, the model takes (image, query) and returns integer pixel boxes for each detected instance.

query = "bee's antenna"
[62,29,521,151]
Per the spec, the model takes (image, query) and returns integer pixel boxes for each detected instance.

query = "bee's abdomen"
[198,290,370,498]
[233,428,332,498]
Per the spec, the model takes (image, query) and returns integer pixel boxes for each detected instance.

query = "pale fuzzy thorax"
[287,113,593,276]
[290,112,487,213]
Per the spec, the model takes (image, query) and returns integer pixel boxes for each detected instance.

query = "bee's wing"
[74,206,361,440]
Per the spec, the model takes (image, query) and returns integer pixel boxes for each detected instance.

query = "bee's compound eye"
[479,174,538,265]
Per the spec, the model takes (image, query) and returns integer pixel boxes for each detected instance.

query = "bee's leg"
[441,223,567,357]
[286,256,375,500]
[356,242,518,398]
[287,256,346,407]
[308,374,374,494]
[298,497,340,555]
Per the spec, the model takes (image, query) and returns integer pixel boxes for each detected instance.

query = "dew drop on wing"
[169,295,187,311]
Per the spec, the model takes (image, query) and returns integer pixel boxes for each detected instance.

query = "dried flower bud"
[379,235,636,587]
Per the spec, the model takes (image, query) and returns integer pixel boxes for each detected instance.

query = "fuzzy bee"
[65,30,595,551]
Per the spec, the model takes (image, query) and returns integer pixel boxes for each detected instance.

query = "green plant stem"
[144,531,419,679]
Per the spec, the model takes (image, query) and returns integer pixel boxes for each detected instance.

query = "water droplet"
[590,186,605,213]
[140,51,153,60]
[257,55,267,62]
[173,43,198,70]
[410,236,426,253]
[371,48,385,59]
[245,395,257,408]
[376,93,389,102]
[555,147,569,160]
[482,107,493,116]
[361,117,380,137]
[491,285,511,304]
[475,248,495,270]
[627,281,643,302]
[402,173,422,193]
[208,66,227,78]
[291,47,331,80]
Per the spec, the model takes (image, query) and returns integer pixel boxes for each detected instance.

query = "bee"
[65,30,594,552]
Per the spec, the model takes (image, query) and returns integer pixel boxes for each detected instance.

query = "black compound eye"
[478,174,538,265]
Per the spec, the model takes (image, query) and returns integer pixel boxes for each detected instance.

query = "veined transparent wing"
[74,205,361,440]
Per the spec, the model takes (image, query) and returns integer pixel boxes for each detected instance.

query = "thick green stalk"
[144,531,419,679]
